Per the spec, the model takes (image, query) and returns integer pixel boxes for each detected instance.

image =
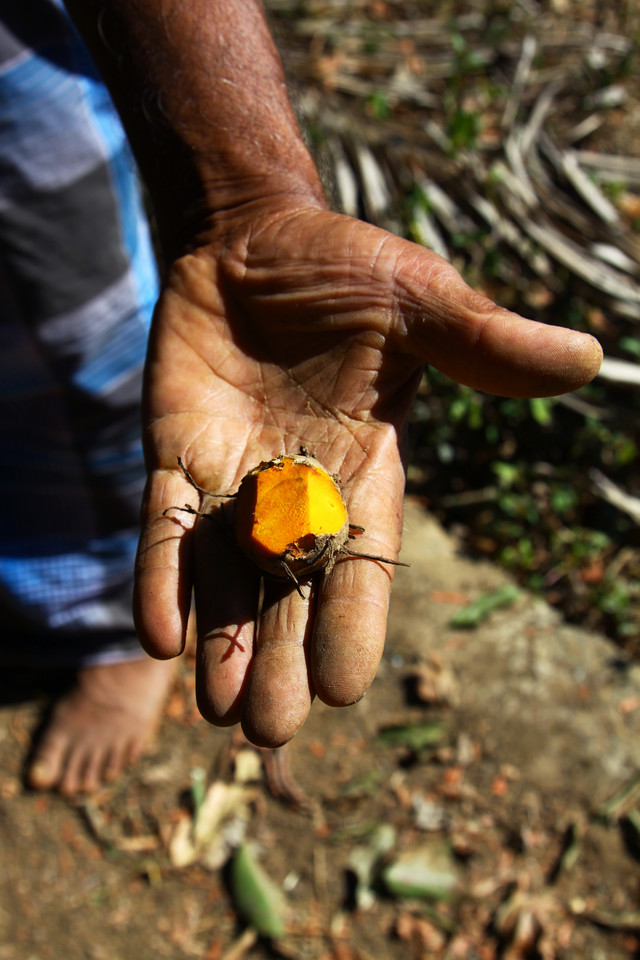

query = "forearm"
[64,0,327,254]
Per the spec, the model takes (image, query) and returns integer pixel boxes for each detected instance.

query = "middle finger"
[241,578,315,747]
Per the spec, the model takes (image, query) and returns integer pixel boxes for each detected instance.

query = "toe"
[28,733,70,791]
[103,741,131,784]
[82,746,110,794]
[59,745,91,797]
[125,733,148,768]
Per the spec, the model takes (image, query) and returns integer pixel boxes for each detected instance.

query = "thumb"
[389,249,602,398]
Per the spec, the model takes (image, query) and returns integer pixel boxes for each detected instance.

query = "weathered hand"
[133,205,601,746]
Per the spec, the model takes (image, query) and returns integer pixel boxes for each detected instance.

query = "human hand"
[133,204,601,746]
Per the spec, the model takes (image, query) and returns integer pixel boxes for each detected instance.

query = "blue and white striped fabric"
[0,0,159,665]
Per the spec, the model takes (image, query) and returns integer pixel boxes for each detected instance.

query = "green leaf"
[550,484,578,516]
[339,769,384,798]
[620,336,640,359]
[492,461,521,489]
[190,766,207,819]
[230,843,287,939]
[382,841,460,901]
[377,721,448,752]
[529,396,554,426]
[449,584,520,628]
[447,108,482,151]
[367,90,390,120]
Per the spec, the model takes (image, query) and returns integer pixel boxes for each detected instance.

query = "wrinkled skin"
[134,204,602,748]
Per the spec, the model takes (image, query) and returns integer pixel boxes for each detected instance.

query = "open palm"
[133,205,601,747]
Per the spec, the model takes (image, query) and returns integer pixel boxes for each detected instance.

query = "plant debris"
[382,840,461,902]
[448,584,521,629]
[230,843,289,940]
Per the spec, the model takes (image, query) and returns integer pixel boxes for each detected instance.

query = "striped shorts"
[0,1,159,666]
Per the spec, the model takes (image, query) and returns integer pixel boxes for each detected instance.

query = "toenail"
[29,760,53,786]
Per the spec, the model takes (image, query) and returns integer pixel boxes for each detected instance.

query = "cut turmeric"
[165,453,408,593]
[235,455,349,578]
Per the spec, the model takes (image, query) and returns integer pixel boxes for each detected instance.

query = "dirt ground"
[1,499,639,960]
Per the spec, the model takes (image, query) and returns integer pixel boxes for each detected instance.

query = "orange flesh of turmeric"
[235,457,348,562]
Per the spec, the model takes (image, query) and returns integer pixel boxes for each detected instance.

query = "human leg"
[0,0,174,793]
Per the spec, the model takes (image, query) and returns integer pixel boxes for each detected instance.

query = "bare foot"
[27,656,177,796]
